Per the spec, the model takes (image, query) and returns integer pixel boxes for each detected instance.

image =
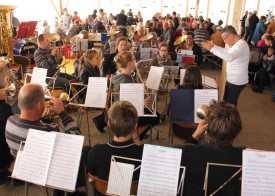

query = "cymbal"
[107,30,120,37]
[140,34,153,41]
[70,34,80,44]
[174,35,187,45]
[47,33,60,42]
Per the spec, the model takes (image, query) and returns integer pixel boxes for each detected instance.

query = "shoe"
[92,116,105,133]
[10,179,25,186]
[252,86,263,93]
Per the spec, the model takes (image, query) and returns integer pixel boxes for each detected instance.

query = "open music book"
[12,129,84,192]
[137,144,184,196]
[242,149,275,195]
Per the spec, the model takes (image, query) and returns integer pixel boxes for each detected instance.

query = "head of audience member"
[199,23,205,30]
[205,101,242,147]
[260,16,267,23]
[114,51,135,74]
[191,20,198,30]
[136,25,145,36]
[79,49,101,73]
[18,83,45,119]
[108,101,138,140]
[163,22,169,31]
[62,8,68,15]
[203,21,209,29]
[216,26,222,32]
[168,20,174,29]
[221,25,238,46]
[93,9,97,14]
[265,35,274,46]
[150,32,158,46]
[120,9,125,15]
[116,37,128,53]
[158,43,169,58]
[73,11,78,16]
[38,34,51,50]
[217,20,223,26]
[181,65,203,89]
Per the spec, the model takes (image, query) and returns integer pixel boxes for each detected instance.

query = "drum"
[13,42,38,56]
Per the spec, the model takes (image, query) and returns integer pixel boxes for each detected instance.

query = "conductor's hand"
[201,41,214,51]
[192,120,207,141]
[49,97,64,114]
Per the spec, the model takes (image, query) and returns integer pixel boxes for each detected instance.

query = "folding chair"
[168,89,198,146]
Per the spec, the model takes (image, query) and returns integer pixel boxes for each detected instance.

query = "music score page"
[146,66,164,90]
[30,67,47,88]
[85,77,107,108]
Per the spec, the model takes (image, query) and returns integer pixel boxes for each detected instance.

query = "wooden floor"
[1,61,275,195]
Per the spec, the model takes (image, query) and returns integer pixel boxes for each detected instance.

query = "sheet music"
[137,144,182,196]
[11,150,23,178]
[16,129,56,186]
[242,149,275,196]
[30,67,47,88]
[203,75,217,89]
[120,83,144,116]
[140,48,159,60]
[163,66,179,79]
[194,89,218,123]
[180,50,193,55]
[107,161,135,196]
[146,66,164,90]
[85,77,107,108]
[180,69,186,85]
[46,133,84,192]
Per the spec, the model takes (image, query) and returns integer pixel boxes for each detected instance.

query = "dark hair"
[38,34,45,42]
[265,35,274,42]
[116,37,127,48]
[187,31,194,38]
[108,101,138,137]
[158,42,168,50]
[206,101,242,147]
[181,65,203,89]
[222,25,237,35]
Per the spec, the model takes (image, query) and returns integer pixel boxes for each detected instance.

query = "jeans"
[223,81,246,106]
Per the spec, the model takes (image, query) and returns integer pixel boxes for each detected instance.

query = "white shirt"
[210,39,249,85]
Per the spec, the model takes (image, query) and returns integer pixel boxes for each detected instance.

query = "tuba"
[174,35,188,54]
[0,5,17,64]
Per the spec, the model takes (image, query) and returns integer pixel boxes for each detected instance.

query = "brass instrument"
[196,104,209,120]
[0,5,17,63]
[174,35,189,54]
[47,33,63,63]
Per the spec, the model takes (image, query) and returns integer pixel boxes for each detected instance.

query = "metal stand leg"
[25,182,29,196]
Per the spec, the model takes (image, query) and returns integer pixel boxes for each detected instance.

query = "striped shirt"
[34,47,60,77]
[5,111,80,158]
[194,29,210,53]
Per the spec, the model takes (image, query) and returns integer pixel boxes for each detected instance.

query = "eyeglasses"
[222,33,231,41]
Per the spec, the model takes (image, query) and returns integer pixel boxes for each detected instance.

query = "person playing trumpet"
[34,34,76,93]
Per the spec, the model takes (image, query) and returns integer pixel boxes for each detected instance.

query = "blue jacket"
[252,22,266,43]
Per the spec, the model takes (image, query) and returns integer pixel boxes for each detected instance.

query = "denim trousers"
[223,81,246,106]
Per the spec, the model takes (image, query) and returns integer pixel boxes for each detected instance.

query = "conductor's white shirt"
[210,39,249,85]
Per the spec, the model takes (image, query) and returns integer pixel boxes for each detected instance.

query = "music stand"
[139,48,159,60]
[16,21,38,39]
[160,66,180,92]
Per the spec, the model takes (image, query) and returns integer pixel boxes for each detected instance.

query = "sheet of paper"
[194,89,218,123]
[30,67,47,88]
[85,77,107,108]
[180,50,193,55]
[163,66,179,79]
[180,69,186,85]
[137,144,182,196]
[203,75,217,89]
[242,149,275,196]
[146,66,164,90]
[46,133,84,192]
[16,129,56,186]
[120,83,144,116]
[11,150,23,178]
[107,161,135,196]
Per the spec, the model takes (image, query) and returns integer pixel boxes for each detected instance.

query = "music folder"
[11,129,84,192]
[16,21,38,39]
[176,53,195,64]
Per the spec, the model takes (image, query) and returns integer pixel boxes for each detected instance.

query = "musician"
[185,31,203,66]
[111,51,160,141]
[34,34,76,93]
[180,101,244,195]
[150,43,174,67]
[102,37,127,77]
[88,101,144,185]
[0,72,14,186]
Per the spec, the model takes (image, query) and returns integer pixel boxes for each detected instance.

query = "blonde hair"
[78,49,99,73]
[114,51,133,71]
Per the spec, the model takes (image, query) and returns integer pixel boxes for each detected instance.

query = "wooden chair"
[88,173,138,195]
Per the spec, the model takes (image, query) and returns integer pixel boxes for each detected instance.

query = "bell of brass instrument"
[174,35,189,54]
[0,5,17,64]
[196,105,209,120]
[0,83,16,99]
[48,33,63,63]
